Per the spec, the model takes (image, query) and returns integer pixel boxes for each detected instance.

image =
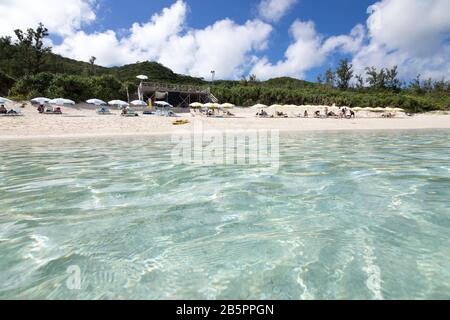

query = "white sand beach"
[1,104,449,141]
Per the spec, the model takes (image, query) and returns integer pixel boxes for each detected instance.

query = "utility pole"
[211,70,215,84]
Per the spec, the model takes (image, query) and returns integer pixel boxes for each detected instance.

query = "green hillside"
[0,39,204,85]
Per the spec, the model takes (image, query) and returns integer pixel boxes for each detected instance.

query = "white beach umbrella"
[130,100,148,106]
[352,107,364,111]
[252,104,268,109]
[31,97,51,104]
[136,75,149,80]
[86,99,107,106]
[49,98,75,105]
[108,100,129,107]
[155,101,173,108]
[0,97,13,104]
[189,102,203,108]
[204,102,220,109]
[393,108,405,112]
[220,103,235,109]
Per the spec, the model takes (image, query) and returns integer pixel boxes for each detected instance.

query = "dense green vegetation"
[0,24,449,112]
[0,70,15,96]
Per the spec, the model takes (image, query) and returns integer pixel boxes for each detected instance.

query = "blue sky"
[83,0,375,81]
[1,0,449,81]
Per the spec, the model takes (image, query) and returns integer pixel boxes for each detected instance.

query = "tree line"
[317,58,449,95]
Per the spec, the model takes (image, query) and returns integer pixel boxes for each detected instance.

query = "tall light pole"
[211,70,215,84]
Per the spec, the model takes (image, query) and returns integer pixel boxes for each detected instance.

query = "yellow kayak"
[173,120,190,125]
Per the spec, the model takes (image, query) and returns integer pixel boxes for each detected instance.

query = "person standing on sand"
[0,105,6,114]
[304,110,308,118]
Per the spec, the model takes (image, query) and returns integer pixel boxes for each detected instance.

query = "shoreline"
[1,106,450,142]
[1,122,450,142]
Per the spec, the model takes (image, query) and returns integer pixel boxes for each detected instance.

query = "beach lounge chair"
[96,107,112,115]
[2,109,23,117]
[43,106,62,114]
[143,109,155,115]
[121,108,139,117]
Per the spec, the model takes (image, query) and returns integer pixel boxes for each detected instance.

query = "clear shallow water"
[0,130,449,300]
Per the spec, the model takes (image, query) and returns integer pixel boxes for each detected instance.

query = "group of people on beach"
[0,104,21,115]
[257,107,356,119]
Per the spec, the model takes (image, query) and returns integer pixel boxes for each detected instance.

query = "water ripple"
[0,130,449,299]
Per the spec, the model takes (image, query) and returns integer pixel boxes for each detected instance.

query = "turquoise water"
[0,130,449,300]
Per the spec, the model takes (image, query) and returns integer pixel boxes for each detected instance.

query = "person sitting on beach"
[314,111,320,118]
[257,110,268,117]
[0,105,6,114]
[7,109,17,114]
[304,110,309,118]
[327,111,337,118]
[37,104,45,113]
[350,110,356,118]
[121,108,128,115]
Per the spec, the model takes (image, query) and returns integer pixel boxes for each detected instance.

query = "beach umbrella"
[31,97,51,104]
[252,104,268,109]
[49,98,75,105]
[204,102,220,109]
[136,75,149,80]
[155,101,173,108]
[352,107,364,111]
[189,102,203,108]
[373,107,385,112]
[86,99,107,106]
[108,100,129,107]
[220,103,235,109]
[130,100,148,106]
[393,108,405,112]
[0,97,13,104]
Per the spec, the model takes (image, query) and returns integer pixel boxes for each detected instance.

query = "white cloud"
[352,0,450,79]
[0,0,96,37]
[252,0,450,80]
[258,0,298,22]
[251,21,364,80]
[53,1,273,79]
[2,0,448,81]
